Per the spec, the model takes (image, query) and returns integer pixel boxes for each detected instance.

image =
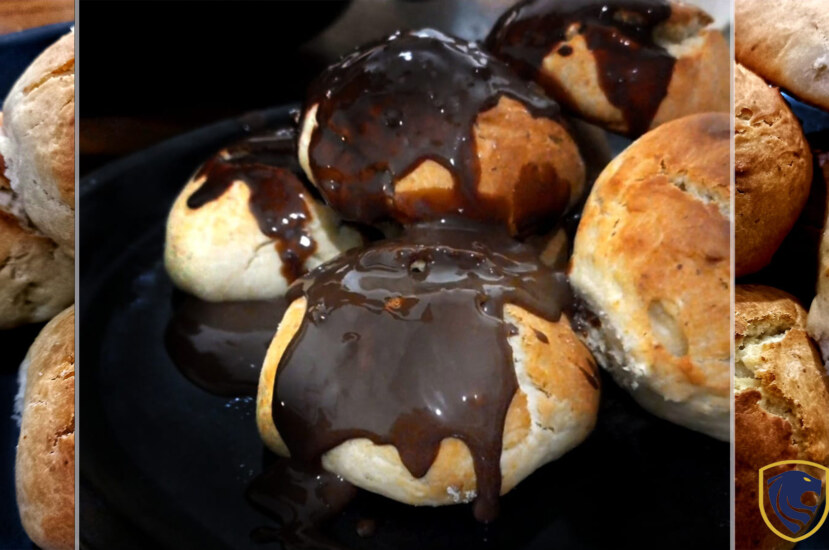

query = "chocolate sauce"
[164,292,285,396]
[187,128,318,282]
[247,458,357,549]
[306,29,563,227]
[579,366,601,390]
[487,0,675,136]
[272,220,571,522]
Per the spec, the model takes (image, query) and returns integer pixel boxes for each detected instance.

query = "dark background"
[78,0,513,174]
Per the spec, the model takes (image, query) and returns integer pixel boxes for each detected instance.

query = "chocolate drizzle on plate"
[272,220,571,522]
[164,292,286,396]
[306,28,563,225]
[487,0,675,136]
[186,128,318,282]
[247,458,357,549]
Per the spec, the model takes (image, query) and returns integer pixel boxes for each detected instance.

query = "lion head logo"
[767,470,822,534]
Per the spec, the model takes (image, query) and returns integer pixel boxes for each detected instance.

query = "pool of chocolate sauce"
[164,292,286,397]
[487,0,675,136]
[247,458,358,549]
[186,127,319,282]
[306,28,564,227]
[272,220,571,522]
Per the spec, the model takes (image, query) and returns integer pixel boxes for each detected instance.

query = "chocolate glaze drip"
[306,28,563,225]
[272,220,571,522]
[247,458,357,549]
[164,292,286,396]
[186,128,318,282]
[487,0,675,136]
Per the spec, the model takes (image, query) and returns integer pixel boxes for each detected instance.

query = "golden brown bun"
[299,96,585,235]
[736,285,829,550]
[735,0,829,112]
[0,115,74,328]
[0,31,74,256]
[256,298,599,507]
[570,112,730,440]
[735,63,812,277]
[534,2,729,136]
[15,305,75,550]
[164,166,362,302]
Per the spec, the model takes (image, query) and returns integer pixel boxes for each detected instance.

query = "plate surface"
[79,105,728,550]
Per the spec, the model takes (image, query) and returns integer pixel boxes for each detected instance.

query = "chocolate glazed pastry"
[304,29,569,229]
[186,128,318,282]
[271,220,572,522]
[487,0,675,136]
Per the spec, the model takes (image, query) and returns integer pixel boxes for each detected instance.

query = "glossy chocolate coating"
[306,28,563,227]
[272,220,571,522]
[187,128,318,282]
[487,0,675,136]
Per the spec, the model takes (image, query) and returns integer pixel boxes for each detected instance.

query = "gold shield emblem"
[759,460,829,543]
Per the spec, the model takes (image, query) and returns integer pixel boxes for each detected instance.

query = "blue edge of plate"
[0,20,73,549]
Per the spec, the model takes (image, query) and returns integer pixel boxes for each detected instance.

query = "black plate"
[79,105,728,550]
[0,21,74,550]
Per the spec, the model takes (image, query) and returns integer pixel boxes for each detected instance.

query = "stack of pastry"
[0,31,76,550]
[165,0,729,522]
[733,0,829,547]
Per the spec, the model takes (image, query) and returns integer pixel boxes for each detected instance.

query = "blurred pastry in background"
[0,30,74,256]
[298,28,585,236]
[735,0,829,113]
[486,0,729,137]
[257,222,599,522]
[164,128,362,302]
[806,141,829,359]
[15,305,75,550]
[0,115,73,329]
[735,63,812,278]
[735,285,829,550]
[570,112,730,440]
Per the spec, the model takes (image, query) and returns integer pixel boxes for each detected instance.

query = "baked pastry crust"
[735,63,812,277]
[735,0,829,112]
[0,31,74,255]
[165,168,362,302]
[570,112,730,440]
[257,298,599,506]
[0,116,73,328]
[15,305,75,550]
[736,285,829,550]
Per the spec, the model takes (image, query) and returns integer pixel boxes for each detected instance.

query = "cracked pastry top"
[570,112,730,440]
[735,285,829,550]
